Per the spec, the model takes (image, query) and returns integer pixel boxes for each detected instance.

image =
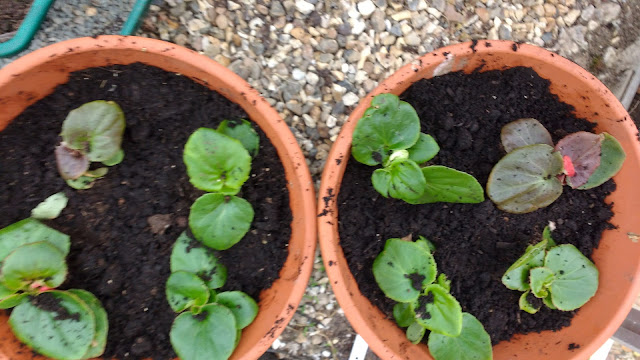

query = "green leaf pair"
[487,118,626,214]
[0,219,107,360]
[352,94,484,205]
[184,124,259,250]
[502,226,598,313]
[55,100,126,189]
[372,237,492,360]
[167,232,258,360]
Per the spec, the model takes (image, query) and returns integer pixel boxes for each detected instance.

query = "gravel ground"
[2,0,640,359]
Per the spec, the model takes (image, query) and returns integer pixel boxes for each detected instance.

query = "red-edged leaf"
[554,132,603,189]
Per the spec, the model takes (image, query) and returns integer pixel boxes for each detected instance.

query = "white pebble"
[342,92,359,107]
[292,68,306,81]
[357,0,376,17]
[295,0,315,15]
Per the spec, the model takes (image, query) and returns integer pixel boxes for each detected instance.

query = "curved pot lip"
[0,35,317,360]
[318,40,640,360]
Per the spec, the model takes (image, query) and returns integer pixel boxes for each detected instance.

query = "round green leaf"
[372,238,437,303]
[501,239,548,291]
[217,119,260,158]
[579,133,626,189]
[406,321,426,345]
[0,218,70,261]
[414,284,462,337]
[61,100,125,162]
[555,132,603,188]
[407,133,440,164]
[0,293,28,309]
[170,232,227,289]
[545,244,599,311]
[501,118,553,153]
[189,194,254,250]
[393,302,416,328]
[351,94,421,166]
[31,192,69,220]
[371,168,392,198]
[0,242,67,291]
[9,291,95,360]
[428,312,493,360]
[487,144,564,214]
[67,289,108,359]
[380,159,427,202]
[65,176,96,190]
[529,267,555,298]
[184,127,251,193]
[101,149,125,166]
[170,303,237,360]
[407,166,484,204]
[216,291,259,329]
[519,291,541,314]
[166,271,210,313]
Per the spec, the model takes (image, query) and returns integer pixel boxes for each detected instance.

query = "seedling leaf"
[414,284,462,337]
[101,149,124,166]
[217,119,260,158]
[0,218,70,261]
[0,293,28,309]
[542,226,556,248]
[67,289,108,359]
[60,100,125,162]
[371,158,426,201]
[428,312,493,360]
[487,144,564,214]
[519,291,541,314]
[31,192,68,220]
[189,194,254,250]
[0,242,67,291]
[407,166,484,204]
[184,128,251,194]
[216,291,259,329]
[578,133,626,189]
[406,321,426,344]
[351,94,420,166]
[407,133,440,164]
[545,244,598,311]
[501,118,553,153]
[502,239,548,291]
[9,291,95,360]
[166,271,210,312]
[55,145,89,180]
[372,238,437,303]
[437,273,451,293]
[529,267,555,298]
[555,132,603,189]
[170,232,227,289]
[170,303,237,360]
[65,176,96,190]
[393,302,416,327]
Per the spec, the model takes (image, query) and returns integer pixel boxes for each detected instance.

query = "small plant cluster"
[502,226,598,314]
[0,193,108,360]
[168,120,261,360]
[487,118,626,214]
[351,94,484,205]
[55,101,126,189]
[373,237,492,360]
[167,232,258,360]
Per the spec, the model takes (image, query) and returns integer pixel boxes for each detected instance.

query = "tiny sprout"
[502,226,598,313]
[372,237,492,360]
[487,118,626,214]
[351,94,484,205]
[55,100,126,189]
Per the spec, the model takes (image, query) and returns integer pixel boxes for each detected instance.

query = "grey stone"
[389,24,402,37]
[600,2,621,23]
[499,24,512,40]
[432,0,446,13]
[370,9,386,32]
[337,23,351,36]
[318,39,339,53]
[270,1,286,16]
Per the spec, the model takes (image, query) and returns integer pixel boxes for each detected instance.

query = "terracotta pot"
[0,35,317,360]
[318,40,640,360]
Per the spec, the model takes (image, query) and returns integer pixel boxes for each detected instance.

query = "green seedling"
[167,232,258,360]
[0,217,107,360]
[351,94,484,204]
[184,126,258,250]
[502,226,598,313]
[487,118,626,213]
[55,100,126,189]
[372,237,492,360]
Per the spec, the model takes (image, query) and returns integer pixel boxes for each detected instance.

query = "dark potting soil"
[337,67,616,346]
[0,0,32,35]
[0,63,292,359]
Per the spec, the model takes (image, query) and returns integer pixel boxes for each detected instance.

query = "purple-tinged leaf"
[555,132,603,189]
[501,118,553,153]
[578,133,626,189]
[55,144,89,180]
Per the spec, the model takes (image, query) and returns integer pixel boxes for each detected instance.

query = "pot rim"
[318,40,640,360]
[0,35,317,360]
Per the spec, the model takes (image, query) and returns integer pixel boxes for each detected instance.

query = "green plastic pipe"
[0,0,55,58]
[120,0,153,35]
